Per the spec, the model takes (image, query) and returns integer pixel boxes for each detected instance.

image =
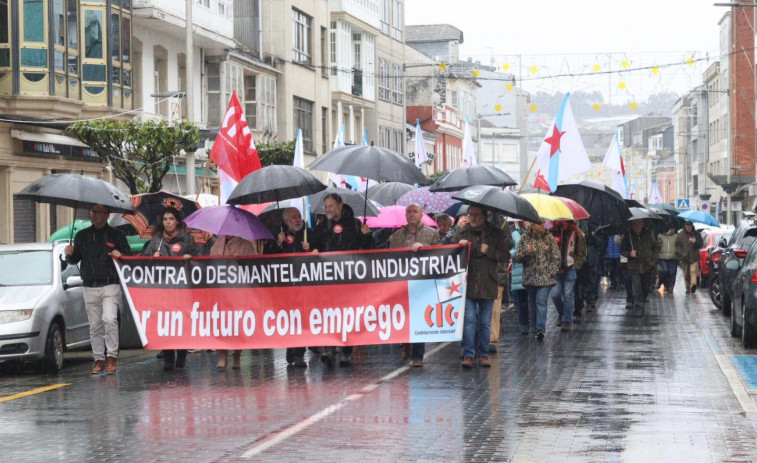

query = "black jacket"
[142,230,199,257]
[313,205,373,252]
[66,225,130,287]
[266,226,320,254]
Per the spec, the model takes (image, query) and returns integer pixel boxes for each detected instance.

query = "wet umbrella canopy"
[308,144,429,185]
[367,182,415,206]
[452,186,540,223]
[308,187,380,217]
[554,180,631,228]
[396,187,457,213]
[428,164,517,192]
[183,205,274,241]
[17,173,134,214]
[226,165,327,206]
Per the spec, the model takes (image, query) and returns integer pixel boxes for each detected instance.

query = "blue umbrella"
[678,210,720,227]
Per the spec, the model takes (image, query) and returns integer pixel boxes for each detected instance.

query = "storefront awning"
[11,129,89,147]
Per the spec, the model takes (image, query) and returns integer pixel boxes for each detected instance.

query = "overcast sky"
[406,0,728,99]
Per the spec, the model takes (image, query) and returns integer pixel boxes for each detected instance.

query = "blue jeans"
[658,259,677,290]
[550,268,577,323]
[462,298,494,358]
[512,289,529,328]
[526,285,553,333]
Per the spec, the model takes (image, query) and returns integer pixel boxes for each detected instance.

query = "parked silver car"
[724,237,757,348]
[0,241,89,372]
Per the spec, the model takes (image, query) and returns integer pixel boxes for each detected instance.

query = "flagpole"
[518,157,539,194]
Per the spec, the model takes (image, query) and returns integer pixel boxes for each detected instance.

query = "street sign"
[676,198,690,210]
[702,203,708,211]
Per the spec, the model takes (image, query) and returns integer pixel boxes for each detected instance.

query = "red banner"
[115,245,469,349]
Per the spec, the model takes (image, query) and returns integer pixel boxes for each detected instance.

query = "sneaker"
[91,360,105,375]
[685,289,690,294]
[105,357,117,374]
[488,344,498,354]
[461,357,474,369]
[561,322,571,332]
[691,285,697,294]
[535,330,545,341]
[339,354,352,367]
[163,362,174,372]
[478,356,492,368]
[175,358,186,369]
[412,358,423,367]
[231,352,241,370]
[321,353,334,368]
[285,348,295,364]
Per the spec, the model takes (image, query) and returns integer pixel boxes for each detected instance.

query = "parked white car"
[0,241,89,372]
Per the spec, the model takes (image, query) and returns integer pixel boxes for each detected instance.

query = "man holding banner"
[453,205,512,369]
[266,207,320,367]
[314,193,374,367]
[389,203,441,366]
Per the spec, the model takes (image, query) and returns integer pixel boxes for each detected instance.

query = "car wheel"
[743,300,757,348]
[723,292,732,317]
[41,322,64,373]
[731,299,742,337]
[710,275,723,310]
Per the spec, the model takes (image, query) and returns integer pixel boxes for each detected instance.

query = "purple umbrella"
[397,187,457,213]
[184,205,274,241]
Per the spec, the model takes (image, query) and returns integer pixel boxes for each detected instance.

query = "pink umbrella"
[362,205,437,229]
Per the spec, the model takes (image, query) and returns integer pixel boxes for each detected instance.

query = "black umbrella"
[367,182,414,206]
[226,165,326,206]
[452,185,541,223]
[628,207,663,221]
[125,191,200,226]
[18,173,134,214]
[553,180,631,227]
[428,165,517,192]
[625,199,644,208]
[648,205,686,232]
[308,188,380,217]
[308,144,429,185]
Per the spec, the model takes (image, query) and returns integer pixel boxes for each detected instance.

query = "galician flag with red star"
[535,93,591,192]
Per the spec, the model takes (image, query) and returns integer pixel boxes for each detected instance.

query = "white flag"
[292,129,310,226]
[535,93,591,192]
[414,119,428,167]
[648,180,664,205]
[602,133,629,199]
[462,117,477,166]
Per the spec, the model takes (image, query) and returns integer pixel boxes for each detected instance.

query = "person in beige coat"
[388,203,440,366]
[210,235,258,369]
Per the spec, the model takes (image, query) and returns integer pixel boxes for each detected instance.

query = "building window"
[329,21,336,76]
[196,0,210,7]
[392,129,403,154]
[321,26,328,77]
[292,9,311,65]
[244,75,257,129]
[451,91,458,109]
[234,0,261,57]
[217,0,232,19]
[0,0,9,74]
[294,96,314,152]
[321,106,328,154]
[380,0,390,35]
[379,126,391,149]
[392,63,403,105]
[391,0,402,41]
[378,59,390,101]
[250,74,277,133]
[206,60,221,126]
[224,61,243,112]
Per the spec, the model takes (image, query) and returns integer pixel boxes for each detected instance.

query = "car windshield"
[0,250,53,286]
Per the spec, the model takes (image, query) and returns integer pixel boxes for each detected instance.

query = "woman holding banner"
[142,207,200,371]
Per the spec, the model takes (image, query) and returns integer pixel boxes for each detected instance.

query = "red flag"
[210,91,262,202]
[534,169,550,191]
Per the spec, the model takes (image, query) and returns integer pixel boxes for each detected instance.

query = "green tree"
[67,119,200,194]
[257,140,296,166]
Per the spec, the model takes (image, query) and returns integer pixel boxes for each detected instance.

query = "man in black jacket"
[312,193,373,367]
[65,204,130,375]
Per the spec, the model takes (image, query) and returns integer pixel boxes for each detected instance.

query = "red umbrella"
[362,205,437,229]
[554,196,590,220]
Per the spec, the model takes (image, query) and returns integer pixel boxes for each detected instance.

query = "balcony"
[329,0,381,31]
[132,0,234,50]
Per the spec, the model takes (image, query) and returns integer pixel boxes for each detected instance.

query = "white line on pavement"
[240,342,452,459]
[702,327,757,413]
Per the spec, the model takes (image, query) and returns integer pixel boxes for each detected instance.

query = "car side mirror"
[725,259,741,271]
[64,275,83,290]
[718,238,727,248]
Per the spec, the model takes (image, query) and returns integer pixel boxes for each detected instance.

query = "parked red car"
[700,229,733,287]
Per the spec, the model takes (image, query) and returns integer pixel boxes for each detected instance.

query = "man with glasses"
[65,204,130,374]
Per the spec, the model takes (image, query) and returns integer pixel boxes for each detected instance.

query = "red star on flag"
[544,125,565,157]
[447,280,462,296]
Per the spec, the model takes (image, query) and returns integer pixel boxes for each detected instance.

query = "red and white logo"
[286,234,295,244]
[171,243,182,253]
[333,224,344,234]
[105,242,115,248]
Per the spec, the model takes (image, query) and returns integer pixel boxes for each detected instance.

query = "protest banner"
[115,245,468,349]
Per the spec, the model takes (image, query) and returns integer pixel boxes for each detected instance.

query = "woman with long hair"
[142,207,199,371]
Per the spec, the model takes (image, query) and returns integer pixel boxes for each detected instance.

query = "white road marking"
[240,342,451,459]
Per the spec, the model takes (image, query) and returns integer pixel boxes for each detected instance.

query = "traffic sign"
[676,198,690,210]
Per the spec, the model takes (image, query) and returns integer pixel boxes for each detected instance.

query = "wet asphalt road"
[1,278,757,462]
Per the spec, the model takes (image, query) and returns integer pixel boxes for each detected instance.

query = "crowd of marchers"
[65,195,704,375]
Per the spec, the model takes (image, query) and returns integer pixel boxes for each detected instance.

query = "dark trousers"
[620,263,633,303]
[658,259,677,290]
[605,258,621,287]
[513,289,529,327]
[631,271,656,315]
[163,349,187,366]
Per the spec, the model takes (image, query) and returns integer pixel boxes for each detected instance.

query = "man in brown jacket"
[453,205,513,369]
[388,203,440,366]
[675,220,704,294]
